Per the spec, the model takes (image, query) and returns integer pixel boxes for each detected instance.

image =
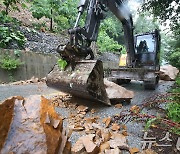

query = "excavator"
[46,0,161,105]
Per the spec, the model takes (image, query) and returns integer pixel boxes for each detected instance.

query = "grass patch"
[166,74,180,134]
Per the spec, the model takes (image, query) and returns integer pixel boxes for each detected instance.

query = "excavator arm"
[57,0,136,67]
[47,0,137,105]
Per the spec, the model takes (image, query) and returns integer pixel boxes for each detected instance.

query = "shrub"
[168,48,180,69]
[0,54,23,71]
[0,26,26,48]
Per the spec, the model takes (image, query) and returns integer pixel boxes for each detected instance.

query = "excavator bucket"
[46,60,111,105]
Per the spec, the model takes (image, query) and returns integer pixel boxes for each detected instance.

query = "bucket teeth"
[46,60,111,105]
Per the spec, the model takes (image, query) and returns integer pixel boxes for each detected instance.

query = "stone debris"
[91,108,96,114]
[100,142,110,153]
[122,130,128,136]
[129,147,139,154]
[51,94,74,108]
[130,105,140,114]
[104,79,134,100]
[102,117,112,128]
[71,125,129,154]
[101,130,112,142]
[111,123,121,131]
[59,129,72,154]
[114,103,123,109]
[104,147,121,154]
[0,94,158,154]
[138,149,157,154]
[159,65,179,81]
[77,105,89,113]
[10,76,47,85]
[81,134,99,154]
[109,133,129,150]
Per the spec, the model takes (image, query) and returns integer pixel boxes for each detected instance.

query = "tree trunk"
[50,8,53,31]
[5,5,9,15]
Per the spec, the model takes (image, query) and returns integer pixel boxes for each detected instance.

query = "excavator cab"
[135,30,161,70]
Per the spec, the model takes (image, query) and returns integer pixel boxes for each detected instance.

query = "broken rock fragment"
[104,147,121,154]
[100,142,110,152]
[0,95,64,154]
[72,134,98,154]
[129,147,139,154]
[109,133,129,150]
[77,105,89,113]
[114,103,123,109]
[71,137,85,154]
[81,134,99,154]
[111,123,121,131]
[102,117,111,128]
[104,79,134,101]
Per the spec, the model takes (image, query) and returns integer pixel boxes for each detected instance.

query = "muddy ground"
[1,80,178,154]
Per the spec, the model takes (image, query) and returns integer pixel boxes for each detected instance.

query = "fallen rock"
[71,137,86,154]
[109,133,129,150]
[101,130,111,143]
[77,105,89,113]
[129,147,139,154]
[104,79,134,100]
[160,65,179,81]
[100,142,110,152]
[122,130,128,136]
[102,117,111,128]
[130,105,140,114]
[114,103,123,109]
[91,109,96,114]
[111,123,121,131]
[104,147,121,154]
[85,117,97,123]
[59,129,72,154]
[138,149,157,154]
[0,95,64,154]
[72,134,99,154]
[81,135,99,154]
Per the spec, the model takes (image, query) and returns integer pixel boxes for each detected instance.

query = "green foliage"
[170,127,180,135]
[166,76,180,124]
[97,31,122,52]
[3,0,20,14]
[0,54,23,71]
[167,102,180,123]
[97,15,125,53]
[141,0,179,33]
[0,26,26,48]
[134,12,159,34]
[145,118,157,130]
[97,30,123,52]
[57,59,67,71]
[168,48,180,69]
[57,0,78,29]
[0,11,20,25]
[32,22,47,31]
[30,0,78,31]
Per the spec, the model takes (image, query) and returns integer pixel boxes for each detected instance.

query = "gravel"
[20,27,69,54]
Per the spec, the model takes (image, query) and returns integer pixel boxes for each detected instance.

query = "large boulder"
[104,79,134,101]
[160,65,179,81]
[0,95,67,154]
